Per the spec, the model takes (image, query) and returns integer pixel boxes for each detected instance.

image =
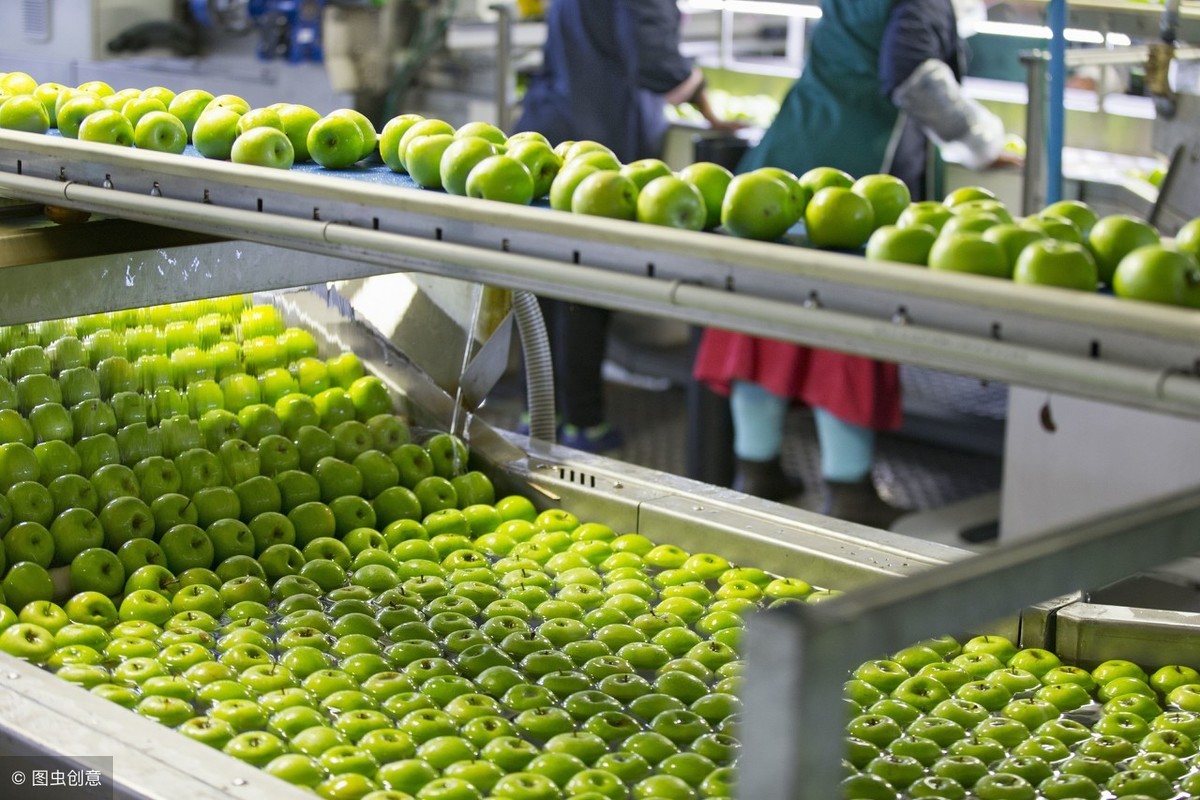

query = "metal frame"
[0,133,1199,799]
[740,485,1200,799]
[0,132,1197,420]
[1021,45,1200,214]
[0,284,981,798]
[0,651,314,800]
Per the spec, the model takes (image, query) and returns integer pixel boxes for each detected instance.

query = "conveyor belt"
[0,130,1197,420]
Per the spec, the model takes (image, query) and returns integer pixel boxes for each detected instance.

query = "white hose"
[512,289,557,443]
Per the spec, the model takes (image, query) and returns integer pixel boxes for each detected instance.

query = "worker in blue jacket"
[514,0,735,452]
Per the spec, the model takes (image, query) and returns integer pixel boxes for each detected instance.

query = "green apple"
[0,441,39,496]
[800,166,855,193]
[563,140,618,166]
[1023,214,1084,244]
[1007,647,1062,679]
[68,546,124,596]
[231,126,295,170]
[34,82,68,126]
[619,158,673,190]
[806,186,875,249]
[397,118,456,172]
[121,96,168,129]
[454,120,506,145]
[63,590,118,626]
[440,136,501,196]
[1013,239,1098,291]
[1041,199,1098,236]
[928,232,1010,278]
[865,224,937,265]
[0,621,57,662]
[981,223,1047,272]
[896,200,953,231]
[0,93,50,134]
[235,107,283,137]
[191,485,241,528]
[571,170,637,219]
[720,169,796,240]
[1,408,37,446]
[1082,214,1160,284]
[1113,244,1200,308]
[852,174,911,227]
[5,520,55,568]
[307,113,365,170]
[95,494,153,551]
[379,113,426,172]
[466,154,536,205]
[326,108,377,161]
[193,106,244,160]
[1150,664,1200,696]
[505,139,561,199]
[346,377,392,421]
[675,161,732,231]
[77,108,135,147]
[636,175,705,231]
[1174,216,1200,260]
[117,540,169,578]
[890,675,951,712]
[56,93,105,139]
[158,523,215,573]
[267,103,320,162]
[1037,773,1101,800]
[548,160,603,211]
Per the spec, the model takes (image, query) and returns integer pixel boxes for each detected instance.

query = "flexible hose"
[512,289,556,444]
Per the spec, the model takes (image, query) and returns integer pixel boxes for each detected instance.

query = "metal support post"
[1046,0,1067,204]
[1022,50,1047,215]
[492,2,515,131]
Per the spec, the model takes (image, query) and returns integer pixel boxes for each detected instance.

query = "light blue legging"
[729,379,874,482]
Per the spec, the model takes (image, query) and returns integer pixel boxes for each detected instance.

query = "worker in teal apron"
[694,0,1009,527]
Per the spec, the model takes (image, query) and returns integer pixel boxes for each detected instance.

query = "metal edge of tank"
[1054,602,1200,670]
[0,653,313,799]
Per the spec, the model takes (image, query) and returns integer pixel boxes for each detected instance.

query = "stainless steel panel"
[1056,602,1200,669]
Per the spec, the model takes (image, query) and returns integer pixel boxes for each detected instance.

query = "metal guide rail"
[0,131,1198,418]
[740,484,1200,800]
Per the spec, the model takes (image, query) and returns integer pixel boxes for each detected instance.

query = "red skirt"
[693,329,903,431]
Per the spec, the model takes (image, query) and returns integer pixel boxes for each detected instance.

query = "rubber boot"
[733,457,804,501]
[821,478,904,529]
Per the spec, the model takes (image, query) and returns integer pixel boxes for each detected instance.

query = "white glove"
[891,59,1006,171]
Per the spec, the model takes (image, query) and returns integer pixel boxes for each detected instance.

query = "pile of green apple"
[0,70,374,171]
[856,178,1200,310]
[0,294,1197,799]
[3,67,1198,309]
[0,292,796,799]
[844,635,1200,800]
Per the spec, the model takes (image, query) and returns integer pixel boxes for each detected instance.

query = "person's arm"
[880,0,1008,170]
[624,0,734,128]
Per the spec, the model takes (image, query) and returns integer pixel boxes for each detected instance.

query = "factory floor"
[475,314,1006,551]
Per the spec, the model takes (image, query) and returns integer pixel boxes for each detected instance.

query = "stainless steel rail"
[739,484,1200,799]
[0,653,313,800]
[0,132,1197,418]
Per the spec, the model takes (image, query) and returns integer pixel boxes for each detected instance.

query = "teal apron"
[740,0,907,183]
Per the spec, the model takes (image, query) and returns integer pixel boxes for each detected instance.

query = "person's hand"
[706,117,748,132]
[990,150,1024,169]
